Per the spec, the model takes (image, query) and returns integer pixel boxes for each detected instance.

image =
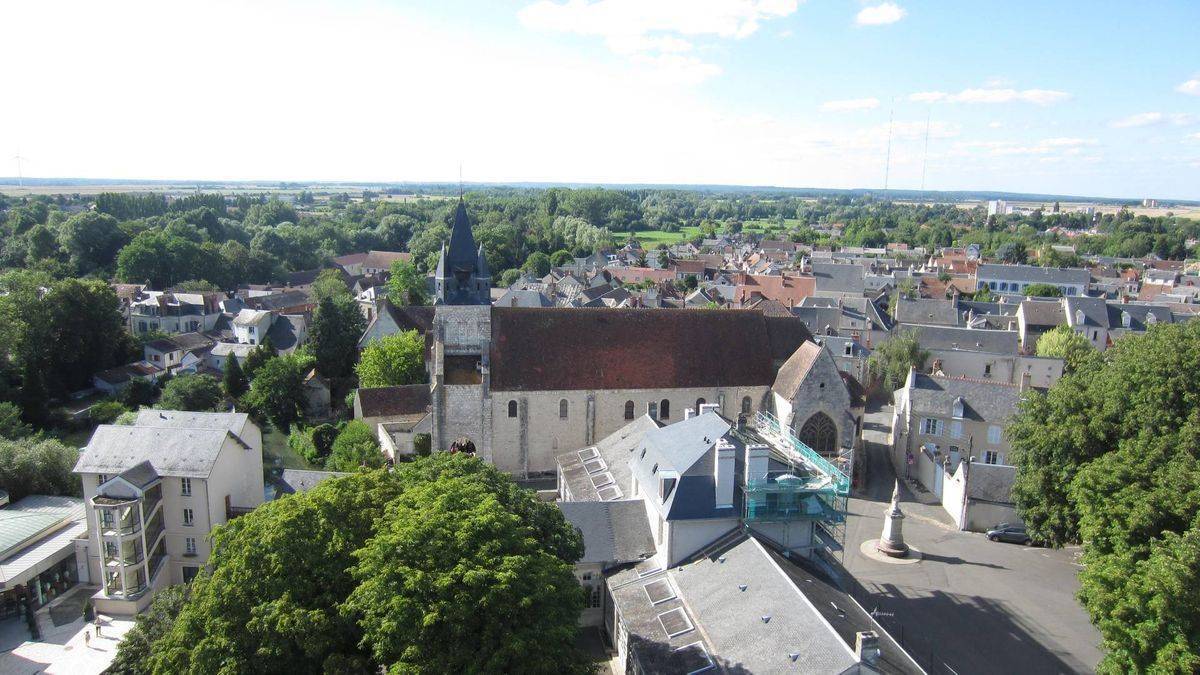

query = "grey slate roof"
[494,289,554,308]
[115,460,160,489]
[811,262,865,294]
[967,463,1016,504]
[275,469,346,497]
[906,373,1022,423]
[265,314,306,352]
[1107,303,1176,331]
[1064,296,1110,328]
[895,298,960,326]
[77,426,234,479]
[134,410,249,434]
[608,533,859,675]
[629,413,737,521]
[557,500,657,565]
[977,264,1090,286]
[910,325,1019,354]
[1018,299,1066,327]
[556,416,660,502]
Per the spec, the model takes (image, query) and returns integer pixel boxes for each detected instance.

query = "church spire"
[435,198,490,305]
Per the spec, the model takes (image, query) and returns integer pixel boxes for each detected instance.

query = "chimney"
[745,444,770,484]
[684,408,696,420]
[855,631,881,665]
[714,439,736,508]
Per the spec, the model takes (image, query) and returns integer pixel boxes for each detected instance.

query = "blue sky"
[2,0,1199,198]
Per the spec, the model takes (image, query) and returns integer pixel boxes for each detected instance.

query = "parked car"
[986,523,1033,545]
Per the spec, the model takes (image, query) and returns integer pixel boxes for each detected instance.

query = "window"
[921,418,943,436]
[950,421,964,439]
[741,396,752,416]
[799,412,838,455]
[589,584,603,608]
[695,398,706,412]
[1092,330,1098,341]
[988,425,1002,445]
[983,450,999,465]
[983,363,992,377]
[182,566,200,583]
[97,474,108,485]
[181,478,192,496]
[648,402,658,419]
[183,508,194,527]
[660,399,670,419]
[185,537,196,555]
[508,400,518,418]
[624,400,635,420]
[559,399,569,420]
[138,321,147,333]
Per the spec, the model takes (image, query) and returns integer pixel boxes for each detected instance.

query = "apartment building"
[73,411,264,615]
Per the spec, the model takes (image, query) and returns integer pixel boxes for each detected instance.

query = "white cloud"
[855,2,905,26]
[821,97,880,111]
[957,137,1097,157]
[518,0,800,82]
[1188,132,1200,141]
[988,121,1004,129]
[1110,111,1198,128]
[908,87,1070,105]
[1177,78,1200,96]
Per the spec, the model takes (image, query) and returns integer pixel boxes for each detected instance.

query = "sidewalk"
[0,586,133,675]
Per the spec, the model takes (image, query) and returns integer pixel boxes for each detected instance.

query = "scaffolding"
[743,411,851,559]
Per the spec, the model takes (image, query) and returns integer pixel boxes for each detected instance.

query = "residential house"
[74,411,264,614]
[142,332,214,374]
[353,385,432,460]
[332,250,411,277]
[907,325,1063,388]
[889,370,1023,531]
[976,264,1090,297]
[129,291,223,336]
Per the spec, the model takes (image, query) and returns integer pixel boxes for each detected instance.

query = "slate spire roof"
[446,198,478,271]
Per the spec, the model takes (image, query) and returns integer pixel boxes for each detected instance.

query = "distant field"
[627,222,779,245]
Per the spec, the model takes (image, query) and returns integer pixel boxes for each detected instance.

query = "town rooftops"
[488,307,811,392]
[894,298,960,327]
[333,250,412,269]
[558,500,657,565]
[1018,299,1065,327]
[977,264,1090,286]
[629,412,736,521]
[772,341,823,400]
[905,373,1022,423]
[76,411,254,479]
[811,262,866,294]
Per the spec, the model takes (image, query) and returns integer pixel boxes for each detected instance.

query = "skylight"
[658,607,694,637]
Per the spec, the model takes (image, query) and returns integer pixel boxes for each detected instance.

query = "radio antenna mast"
[920,108,931,197]
[883,99,894,196]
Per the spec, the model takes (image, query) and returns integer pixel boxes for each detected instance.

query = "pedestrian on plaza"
[95,620,102,637]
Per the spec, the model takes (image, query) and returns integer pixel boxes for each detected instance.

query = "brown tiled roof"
[763,315,814,361]
[489,308,809,391]
[357,385,430,419]
[771,341,822,400]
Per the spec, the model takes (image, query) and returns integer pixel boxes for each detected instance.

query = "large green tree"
[57,211,126,274]
[243,353,314,431]
[1011,322,1200,672]
[325,420,384,472]
[384,260,427,305]
[309,296,367,378]
[868,329,930,394]
[355,331,426,388]
[1035,325,1094,372]
[106,584,190,675]
[0,437,81,502]
[157,374,223,412]
[140,455,588,674]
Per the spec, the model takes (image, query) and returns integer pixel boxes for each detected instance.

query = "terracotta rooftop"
[488,307,812,392]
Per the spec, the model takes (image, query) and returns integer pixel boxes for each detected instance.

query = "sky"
[2,0,1199,199]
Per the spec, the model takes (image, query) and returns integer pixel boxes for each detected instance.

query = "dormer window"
[952,397,965,419]
[1122,311,1131,328]
[1074,309,1085,325]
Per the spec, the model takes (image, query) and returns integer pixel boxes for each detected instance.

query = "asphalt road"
[826,407,1103,675]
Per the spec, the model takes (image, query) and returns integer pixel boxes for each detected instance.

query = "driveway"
[827,406,1103,675]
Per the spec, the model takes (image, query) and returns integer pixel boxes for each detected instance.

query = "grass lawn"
[262,427,318,470]
[52,428,96,449]
[627,222,783,246]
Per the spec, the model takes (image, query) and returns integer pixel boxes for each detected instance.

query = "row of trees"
[109,455,591,674]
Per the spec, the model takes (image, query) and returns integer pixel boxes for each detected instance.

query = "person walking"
[95,620,102,637]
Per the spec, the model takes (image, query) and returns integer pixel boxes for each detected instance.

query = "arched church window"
[648,402,658,419]
[508,400,518,418]
[624,400,635,420]
[559,399,569,420]
[660,399,670,419]
[741,396,752,416]
[799,412,838,456]
[695,398,706,412]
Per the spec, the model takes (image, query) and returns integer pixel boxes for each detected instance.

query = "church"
[424,199,860,478]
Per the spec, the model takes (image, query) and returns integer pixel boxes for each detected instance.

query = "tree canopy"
[157,374,223,412]
[355,331,427,388]
[243,353,315,431]
[135,455,588,674]
[0,437,81,502]
[868,329,930,394]
[1010,321,1200,672]
[309,296,367,378]
[1022,283,1064,298]
[385,260,428,306]
[1035,325,1094,372]
[325,420,384,472]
